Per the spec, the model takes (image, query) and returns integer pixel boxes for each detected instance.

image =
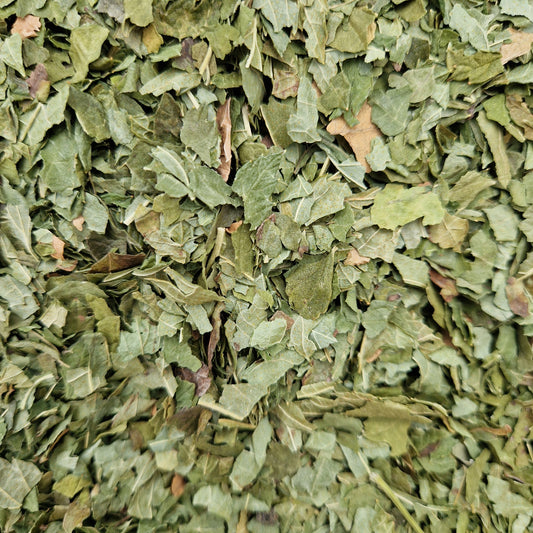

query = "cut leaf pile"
[0,1,532,532]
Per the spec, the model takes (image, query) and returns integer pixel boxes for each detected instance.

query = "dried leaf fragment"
[11,15,41,39]
[429,270,458,302]
[72,216,85,231]
[171,474,186,499]
[180,364,211,397]
[327,101,381,173]
[226,220,243,234]
[51,235,65,261]
[506,277,529,317]
[344,248,371,266]
[27,64,48,98]
[500,28,533,65]
[216,98,232,182]
[89,252,146,273]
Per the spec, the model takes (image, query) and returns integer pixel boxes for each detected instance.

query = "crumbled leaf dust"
[0,1,532,532]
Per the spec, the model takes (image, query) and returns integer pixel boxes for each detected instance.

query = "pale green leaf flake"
[370,86,412,136]
[232,150,283,229]
[371,184,445,230]
[69,24,109,83]
[124,0,153,27]
[252,0,298,33]
[287,77,321,143]
[0,33,25,75]
[285,251,334,320]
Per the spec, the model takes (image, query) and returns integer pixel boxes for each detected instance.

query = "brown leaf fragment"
[506,277,530,317]
[51,235,65,261]
[171,474,186,499]
[501,28,533,65]
[471,424,512,436]
[344,248,371,266]
[270,310,294,329]
[89,252,146,273]
[11,15,41,39]
[216,98,232,182]
[179,364,211,397]
[326,101,381,173]
[27,64,48,98]
[429,270,458,302]
[226,220,243,234]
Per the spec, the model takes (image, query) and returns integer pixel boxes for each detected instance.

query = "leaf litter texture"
[0,1,532,532]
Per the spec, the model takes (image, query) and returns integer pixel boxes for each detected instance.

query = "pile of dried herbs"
[1,0,533,531]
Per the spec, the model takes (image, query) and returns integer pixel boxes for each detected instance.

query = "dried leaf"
[72,216,85,231]
[506,277,529,317]
[26,64,48,98]
[429,270,458,302]
[327,101,381,173]
[216,98,232,182]
[51,235,65,261]
[344,248,371,266]
[89,252,146,273]
[180,364,211,397]
[11,15,41,39]
[171,474,186,499]
[500,28,533,65]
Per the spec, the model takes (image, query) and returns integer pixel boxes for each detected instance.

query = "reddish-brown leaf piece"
[327,101,381,173]
[89,252,146,273]
[11,15,41,39]
[179,365,211,397]
[216,98,232,182]
[27,64,48,98]
[506,277,530,317]
[429,270,459,302]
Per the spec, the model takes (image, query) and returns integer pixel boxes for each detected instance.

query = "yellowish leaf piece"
[327,101,381,173]
[428,212,469,252]
[142,24,164,54]
[11,15,41,39]
[501,28,533,65]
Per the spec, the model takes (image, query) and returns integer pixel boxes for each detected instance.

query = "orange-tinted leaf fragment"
[429,270,458,302]
[327,101,381,173]
[11,15,41,39]
[506,277,529,317]
[171,474,186,499]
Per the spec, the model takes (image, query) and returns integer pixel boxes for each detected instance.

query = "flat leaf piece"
[327,101,381,173]
[287,77,321,143]
[428,212,469,252]
[252,0,298,33]
[285,251,334,320]
[69,24,109,82]
[0,459,42,509]
[371,86,412,136]
[501,28,533,64]
[26,64,48,98]
[329,7,376,53]
[11,15,41,39]
[232,150,282,229]
[89,253,145,273]
[371,184,445,230]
